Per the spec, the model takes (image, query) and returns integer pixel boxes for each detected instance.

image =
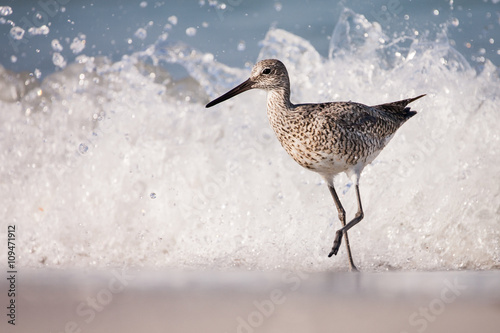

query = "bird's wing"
[333,106,380,133]
[301,102,386,134]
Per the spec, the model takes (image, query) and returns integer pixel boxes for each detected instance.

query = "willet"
[206,59,424,271]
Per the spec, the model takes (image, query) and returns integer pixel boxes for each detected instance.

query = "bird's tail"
[373,94,425,119]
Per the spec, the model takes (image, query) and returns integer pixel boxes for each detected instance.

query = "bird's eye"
[262,68,271,75]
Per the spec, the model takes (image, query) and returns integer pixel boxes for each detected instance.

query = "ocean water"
[0,1,499,272]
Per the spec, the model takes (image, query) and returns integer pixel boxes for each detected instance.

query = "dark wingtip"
[405,94,425,118]
[406,110,417,118]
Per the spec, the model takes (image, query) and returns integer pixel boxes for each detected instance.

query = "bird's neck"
[266,88,293,117]
[266,88,296,150]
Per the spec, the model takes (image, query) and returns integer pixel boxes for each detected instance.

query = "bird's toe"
[328,230,343,257]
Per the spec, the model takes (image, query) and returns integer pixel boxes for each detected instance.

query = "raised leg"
[327,183,358,271]
[329,184,364,265]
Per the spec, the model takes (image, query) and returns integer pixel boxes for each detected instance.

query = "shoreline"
[2,269,499,332]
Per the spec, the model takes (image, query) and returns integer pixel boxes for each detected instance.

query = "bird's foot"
[328,230,343,257]
[349,264,359,272]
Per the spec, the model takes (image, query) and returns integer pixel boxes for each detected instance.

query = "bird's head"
[206,59,290,108]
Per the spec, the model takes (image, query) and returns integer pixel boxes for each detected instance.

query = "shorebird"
[206,59,424,271]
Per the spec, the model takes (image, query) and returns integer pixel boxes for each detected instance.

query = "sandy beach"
[2,269,499,333]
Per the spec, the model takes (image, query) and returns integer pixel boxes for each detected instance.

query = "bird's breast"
[268,119,348,173]
[267,111,385,175]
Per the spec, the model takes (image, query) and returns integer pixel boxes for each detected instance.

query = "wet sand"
[2,270,500,333]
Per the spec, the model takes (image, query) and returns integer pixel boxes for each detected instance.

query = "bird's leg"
[327,183,358,271]
[330,185,364,267]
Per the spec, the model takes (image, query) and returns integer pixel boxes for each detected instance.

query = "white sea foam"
[0,10,498,271]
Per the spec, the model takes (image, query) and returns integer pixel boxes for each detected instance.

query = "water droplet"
[140,1,148,8]
[70,35,86,54]
[28,24,50,36]
[168,15,178,25]
[158,32,168,41]
[10,55,17,63]
[134,27,147,40]
[274,2,282,12]
[433,9,439,16]
[185,27,196,37]
[451,17,459,27]
[150,193,156,199]
[52,52,66,68]
[79,143,88,154]
[237,40,246,51]
[0,6,13,16]
[202,53,214,62]
[9,26,24,40]
[407,50,416,60]
[34,68,41,79]
[51,39,63,52]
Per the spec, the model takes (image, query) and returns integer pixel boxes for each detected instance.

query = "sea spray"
[0,10,498,271]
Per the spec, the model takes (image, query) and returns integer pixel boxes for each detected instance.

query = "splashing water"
[134,28,148,40]
[51,39,63,52]
[28,25,50,36]
[0,9,498,271]
[0,6,12,16]
[70,35,87,54]
[185,27,197,37]
[52,52,67,69]
[9,26,24,40]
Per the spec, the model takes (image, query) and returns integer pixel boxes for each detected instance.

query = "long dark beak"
[205,78,253,108]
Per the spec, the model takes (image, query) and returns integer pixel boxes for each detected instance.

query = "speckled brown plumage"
[206,59,425,271]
